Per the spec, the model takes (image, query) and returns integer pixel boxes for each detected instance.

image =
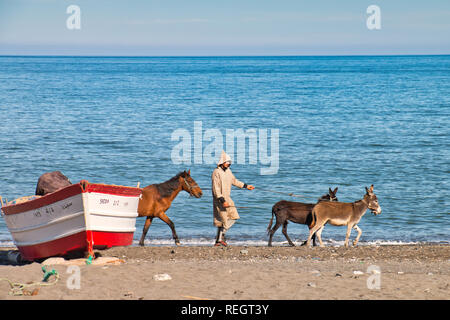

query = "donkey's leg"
[268,219,283,247]
[353,225,362,246]
[139,217,153,246]
[159,212,180,246]
[306,220,325,247]
[282,221,295,246]
[344,224,353,247]
[315,225,325,247]
[302,227,317,246]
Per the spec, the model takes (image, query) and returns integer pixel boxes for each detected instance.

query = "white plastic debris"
[311,270,321,276]
[153,273,172,281]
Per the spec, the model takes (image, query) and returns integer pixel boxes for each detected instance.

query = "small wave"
[0,240,15,247]
[1,238,445,249]
[133,238,443,247]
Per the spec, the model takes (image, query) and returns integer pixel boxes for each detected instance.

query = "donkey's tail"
[309,208,317,230]
[267,206,276,234]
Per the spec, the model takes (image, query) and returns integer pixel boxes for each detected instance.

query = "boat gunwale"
[1,181,142,215]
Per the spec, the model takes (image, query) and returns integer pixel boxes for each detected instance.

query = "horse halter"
[182,177,197,197]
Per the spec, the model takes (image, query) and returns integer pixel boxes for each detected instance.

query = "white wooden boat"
[1,180,142,261]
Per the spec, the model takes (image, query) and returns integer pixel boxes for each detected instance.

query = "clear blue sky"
[0,0,449,55]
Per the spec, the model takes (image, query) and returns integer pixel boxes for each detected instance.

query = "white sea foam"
[133,238,441,247]
[0,237,445,249]
[0,240,15,247]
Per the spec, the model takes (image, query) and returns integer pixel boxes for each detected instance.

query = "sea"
[0,55,449,247]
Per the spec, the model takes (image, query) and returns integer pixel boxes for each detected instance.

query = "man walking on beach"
[212,150,255,247]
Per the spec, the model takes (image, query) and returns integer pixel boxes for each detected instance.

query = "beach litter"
[352,270,364,278]
[0,266,59,296]
[6,250,23,264]
[42,256,124,266]
[153,273,172,281]
[124,291,134,297]
[311,270,321,277]
[182,295,212,300]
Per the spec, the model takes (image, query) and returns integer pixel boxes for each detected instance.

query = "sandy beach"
[0,244,448,300]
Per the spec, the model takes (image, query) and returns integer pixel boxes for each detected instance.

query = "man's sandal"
[214,241,228,247]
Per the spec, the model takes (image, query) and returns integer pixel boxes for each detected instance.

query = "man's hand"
[247,185,255,190]
[222,202,230,208]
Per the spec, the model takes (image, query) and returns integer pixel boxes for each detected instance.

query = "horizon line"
[1,53,449,58]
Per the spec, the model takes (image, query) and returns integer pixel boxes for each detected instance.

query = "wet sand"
[0,244,448,300]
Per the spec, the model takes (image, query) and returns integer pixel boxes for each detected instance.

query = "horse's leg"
[344,224,353,247]
[158,212,180,246]
[139,216,153,246]
[268,218,283,247]
[353,225,362,246]
[282,221,295,246]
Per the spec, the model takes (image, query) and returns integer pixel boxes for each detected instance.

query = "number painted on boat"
[99,199,109,204]
[113,200,119,206]
[45,207,55,216]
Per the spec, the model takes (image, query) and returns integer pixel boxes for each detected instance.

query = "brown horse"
[306,185,382,247]
[137,170,203,246]
[267,187,338,247]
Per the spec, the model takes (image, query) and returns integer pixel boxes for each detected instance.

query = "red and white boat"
[1,180,142,261]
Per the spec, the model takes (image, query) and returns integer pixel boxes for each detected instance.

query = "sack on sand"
[35,171,72,196]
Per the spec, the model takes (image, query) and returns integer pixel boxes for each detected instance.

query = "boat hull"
[1,182,141,261]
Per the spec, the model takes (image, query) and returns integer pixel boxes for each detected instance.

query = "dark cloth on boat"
[35,171,72,196]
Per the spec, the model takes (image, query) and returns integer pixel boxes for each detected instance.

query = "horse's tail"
[267,205,276,234]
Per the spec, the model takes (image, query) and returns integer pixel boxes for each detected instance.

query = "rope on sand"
[0,266,59,296]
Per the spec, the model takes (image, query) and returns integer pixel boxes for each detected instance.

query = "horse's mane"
[154,172,186,198]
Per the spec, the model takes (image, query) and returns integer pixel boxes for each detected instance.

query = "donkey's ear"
[365,186,369,194]
[329,187,333,194]
[369,184,374,192]
[187,169,191,175]
[333,187,338,194]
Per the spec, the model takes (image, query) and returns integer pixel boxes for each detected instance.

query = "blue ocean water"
[0,55,449,246]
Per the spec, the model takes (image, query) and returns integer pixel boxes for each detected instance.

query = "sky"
[0,0,449,55]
